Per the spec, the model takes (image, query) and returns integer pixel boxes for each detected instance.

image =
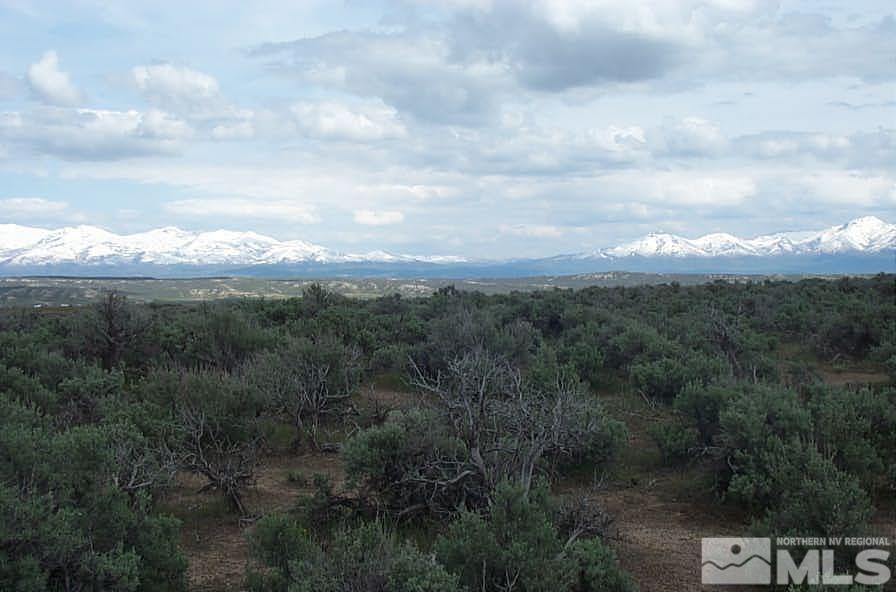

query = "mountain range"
[0,216,893,277]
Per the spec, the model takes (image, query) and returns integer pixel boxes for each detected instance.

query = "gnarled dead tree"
[110,430,178,497]
[342,348,622,518]
[159,368,266,516]
[412,349,614,496]
[90,290,149,370]
[177,404,259,516]
[245,335,361,449]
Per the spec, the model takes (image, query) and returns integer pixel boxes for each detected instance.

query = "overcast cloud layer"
[0,0,893,257]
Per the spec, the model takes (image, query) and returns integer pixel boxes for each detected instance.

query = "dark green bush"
[435,482,636,592]
[243,334,362,447]
[630,353,721,403]
[718,384,877,538]
[435,482,568,592]
[673,382,734,445]
[0,396,186,592]
[247,517,460,592]
[733,440,873,539]
[804,385,896,492]
[343,408,473,515]
[567,537,637,592]
[649,422,699,464]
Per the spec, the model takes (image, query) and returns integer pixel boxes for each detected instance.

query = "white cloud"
[591,170,757,206]
[498,223,563,238]
[0,197,68,215]
[585,125,648,161]
[211,119,255,140]
[131,64,220,113]
[0,107,192,160]
[291,101,406,142]
[655,117,727,157]
[798,171,896,206]
[26,51,82,106]
[353,209,404,225]
[647,172,756,206]
[165,198,319,223]
[0,196,83,224]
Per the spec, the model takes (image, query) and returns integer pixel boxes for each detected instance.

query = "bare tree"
[246,336,361,449]
[110,431,178,497]
[407,348,614,505]
[90,290,148,370]
[160,368,265,516]
[176,404,259,516]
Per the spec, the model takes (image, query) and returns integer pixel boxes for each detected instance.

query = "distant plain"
[0,272,869,307]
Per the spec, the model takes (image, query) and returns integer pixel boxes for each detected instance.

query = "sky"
[0,0,893,258]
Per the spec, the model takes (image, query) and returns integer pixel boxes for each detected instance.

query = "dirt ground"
[167,369,894,592]
[815,368,890,386]
[165,453,346,591]
[583,389,755,592]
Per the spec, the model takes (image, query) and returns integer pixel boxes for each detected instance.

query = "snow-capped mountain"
[0,225,463,267]
[0,217,892,276]
[603,216,895,259]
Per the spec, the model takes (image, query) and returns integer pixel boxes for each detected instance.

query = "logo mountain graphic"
[702,538,772,585]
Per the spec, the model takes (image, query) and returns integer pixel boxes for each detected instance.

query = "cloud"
[353,209,404,225]
[581,170,758,207]
[249,2,895,129]
[796,171,896,206]
[655,117,727,157]
[26,51,82,106]
[251,29,502,125]
[448,1,684,91]
[715,12,896,84]
[211,119,255,141]
[0,197,83,224]
[647,173,757,206]
[498,223,563,238]
[165,198,319,223]
[250,2,688,123]
[0,197,68,215]
[2,3,890,258]
[0,106,192,160]
[291,100,406,141]
[735,128,896,168]
[131,63,221,114]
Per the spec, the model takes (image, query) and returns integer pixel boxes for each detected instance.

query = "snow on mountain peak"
[0,224,52,251]
[802,216,895,254]
[0,224,467,267]
[0,217,891,269]
[604,216,895,259]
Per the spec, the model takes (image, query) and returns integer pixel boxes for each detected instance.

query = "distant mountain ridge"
[600,216,895,258]
[0,224,466,266]
[0,216,893,277]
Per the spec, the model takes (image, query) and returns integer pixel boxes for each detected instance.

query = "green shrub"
[343,408,473,515]
[567,537,637,592]
[649,422,699,465]
[673,382,734,445]
[735,440,873,539]
[0,396,186,592]
[435,482,568,592]
[804,385,896,491]
[435,482,637,592]
[243,334,362,447]
[247,517,460,592]
[630,353,722,403]
[718,385,812,464]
